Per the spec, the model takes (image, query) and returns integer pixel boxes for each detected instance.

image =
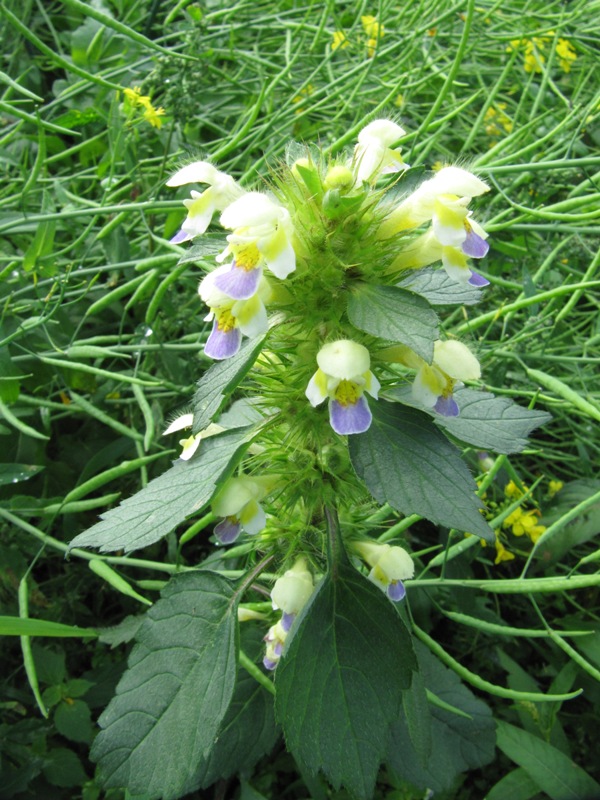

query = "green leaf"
[347,284,439,362]
[350,401,493,541]
[54,699,94,744]
[92,571,239,799]
[43,747,88,788]
[496,720,600,800]
[388,387,551,453]
[0,464,44,486]
[69,427,250,553]
[176,236,224,265]
[402,670,432,767]
[486,767,544,800]
[276,514,416,800]
[0,616,97,638]
[389,643,495,793]
[397,267,484,306]
[194,628,279,788]
[192,338,265,432]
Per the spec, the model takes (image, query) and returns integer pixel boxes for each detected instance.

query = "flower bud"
[271,557,314,614]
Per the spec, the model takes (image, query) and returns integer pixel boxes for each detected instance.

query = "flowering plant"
[69,119,551,799]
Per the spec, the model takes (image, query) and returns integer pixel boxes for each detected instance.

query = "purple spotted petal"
[170,228,193,245]
[213,263,262,300]
[468,271,490,287]
[263,656,278,671]
[387,580,406,602]
[433,394,460,417]
[329,395,372,435]
[462,229,489,258]
[214,518,242,544]
[281,612,295,632]
[204,321,241,360]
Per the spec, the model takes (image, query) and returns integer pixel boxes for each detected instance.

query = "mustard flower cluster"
[507,34,577,74]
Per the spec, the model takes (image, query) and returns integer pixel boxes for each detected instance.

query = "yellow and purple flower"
[306,340,380,435]
[353,541,415,602]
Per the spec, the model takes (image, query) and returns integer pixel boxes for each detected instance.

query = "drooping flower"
[166,161,245,244]
[198,265,270,360]
[353,119,408,184]
[212,192,296,299]
[211,475,274,544]
[264,557,314,669]
[162,413,224,460]
[380,165,489,236]
[389,340,481,417]
[306,340,380,435]
[353,541,414,601]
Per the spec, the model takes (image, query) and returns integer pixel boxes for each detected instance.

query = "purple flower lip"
[214,518,242,544]
[462,229,489,258]
[387,580,406,602]
[204,322,241,360]
[468,271,490,287]
[170,228,193,245]
[433,394,460,417]
[213,263,262,300]
[281,612,295,632]
[329,395,372,435]
[263,657,278,671]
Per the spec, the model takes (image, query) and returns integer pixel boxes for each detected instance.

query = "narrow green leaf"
[0,616,97,638]
[389,643,495,793]
[347,284,438,362]
[192,337,265,432]
[397,267,484,306]
[350,401,493,541]
[92,571,239,799]
[0,464,44,486]
[69,427,250,553]
[496,720,600,800]
[276,521,416,800]
[486,767,541,800]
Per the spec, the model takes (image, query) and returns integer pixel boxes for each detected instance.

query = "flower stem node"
[211,475,274,544]
[353,541,415,602]
[166,161,245,243]
[306,340,380,435]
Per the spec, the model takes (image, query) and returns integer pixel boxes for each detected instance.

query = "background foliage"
[1,0,600,797]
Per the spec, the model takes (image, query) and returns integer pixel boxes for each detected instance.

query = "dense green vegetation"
[1,0,600,797]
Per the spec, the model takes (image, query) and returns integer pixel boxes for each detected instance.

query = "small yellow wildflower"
[142,103,165,129]
[122,87,165,128]
[504,508,545,543]
[556,39,577,72]
[484,103,513,137]
[292,84,315,114]
[361,15,383,39]
[504,480,526,499]
[494,539,515,564]
[123,86,143,106]
[394,94,405,109]
[548,479,564,497]
[332,31,349,51]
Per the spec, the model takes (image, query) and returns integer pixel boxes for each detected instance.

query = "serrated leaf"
[496,720,600,800]
[43,747,88,788]
[350,401,493,540]
[347,284,438,362]
[54,699,94,744]
[276,519,416,800]
[389,642,495,793]
[194,627,279,788]
[192,338,265,432]
[69,427,250,553]
[397,267,484,305]
[92,571,239,800]
[388,386,551,453]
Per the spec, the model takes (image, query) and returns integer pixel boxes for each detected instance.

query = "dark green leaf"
[192,338,265,432]
[402,669,431,767]
[276,525,416,800]
[389,643,495,793]
[98,615,145,648]
[350,401,493,540]
[388,387,551,453]
[43,748,88,788]
[496,720,600,800]
[54,699,94,744]
[92,571,239,800]
[195,628,279,788]
[69,427,250,553]
[397,267,484,306]
[486,767,545,800]
[347,284,438,362]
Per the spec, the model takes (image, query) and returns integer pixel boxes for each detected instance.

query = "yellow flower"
[332,31,349,51]
[504,480,526,499]
[361,15,384,39]
[494,539,515,564]
[142,104,165,129]
[556,39,577,72]
[504,508,545,542]
[548,479,564,497]
[123,86,143,106]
